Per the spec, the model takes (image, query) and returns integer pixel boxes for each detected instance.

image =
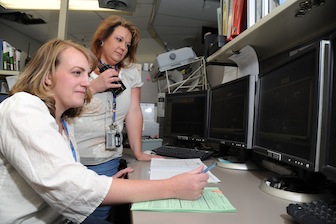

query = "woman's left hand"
[136,152,164,161]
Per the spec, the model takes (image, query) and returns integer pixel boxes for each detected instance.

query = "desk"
[123,149,297,224]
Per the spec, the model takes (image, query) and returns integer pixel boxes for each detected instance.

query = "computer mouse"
[143,150,156,155]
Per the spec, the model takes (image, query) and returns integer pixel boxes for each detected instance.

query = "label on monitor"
[267,150,281,161]
[177,136,205,142]
[193,137,205,142]
[177,136,190,140]
[220,141,247,149]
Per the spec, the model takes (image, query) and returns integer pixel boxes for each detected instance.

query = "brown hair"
[10,39,98,118]
[91,15,140,68]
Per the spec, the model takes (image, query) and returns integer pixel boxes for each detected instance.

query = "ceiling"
[0,0,220,57]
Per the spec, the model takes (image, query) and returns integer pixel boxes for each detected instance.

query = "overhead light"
[98,0,129,10]
[0,0,126,11]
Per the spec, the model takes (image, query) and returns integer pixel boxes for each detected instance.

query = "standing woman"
[73,16,161,220]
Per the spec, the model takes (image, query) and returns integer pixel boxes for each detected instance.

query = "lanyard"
[61,119,77,161]
[98,60,118,126]
[112,94,117,124]
[111,63,118,124]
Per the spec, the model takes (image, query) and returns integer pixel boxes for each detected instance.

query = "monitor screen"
[207,75,256,149]
[163,90,209,140]
[253,40,330,172]
[322,32,336,182]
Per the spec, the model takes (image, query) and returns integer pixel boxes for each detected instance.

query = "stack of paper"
[149,158,220,183]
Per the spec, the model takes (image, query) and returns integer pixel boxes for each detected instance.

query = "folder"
[131,187,237,213]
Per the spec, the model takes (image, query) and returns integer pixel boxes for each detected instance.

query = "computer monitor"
[254,40,330,201]
[207,74,256,167]
[253,40,329,173]
[322,32,336,184]
[163,90,209,142]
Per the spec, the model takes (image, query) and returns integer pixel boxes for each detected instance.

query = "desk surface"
[123,149,297,224]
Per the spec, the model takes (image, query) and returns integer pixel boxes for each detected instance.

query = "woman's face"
[100,25,132,66]
[46,47,91,113]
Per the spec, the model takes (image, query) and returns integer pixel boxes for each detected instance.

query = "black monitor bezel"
[322,32,336,182]
[163,90,209,141]
[207,74,256,149]
[253,40,329,172]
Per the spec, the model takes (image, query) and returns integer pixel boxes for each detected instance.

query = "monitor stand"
[217,156,259,170]
[216,146,259,171]
[259,176,330,202]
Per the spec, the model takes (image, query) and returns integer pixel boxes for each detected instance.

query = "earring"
[99,40,104,46]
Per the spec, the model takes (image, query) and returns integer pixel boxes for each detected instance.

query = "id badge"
[106,124,121,149]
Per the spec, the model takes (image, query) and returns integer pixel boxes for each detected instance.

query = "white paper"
[150,158,220,183]
[229,45,259,78]
[222,66,238,84]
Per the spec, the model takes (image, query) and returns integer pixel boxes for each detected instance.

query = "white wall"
[136,38,166,103]
[136,38,165,64]
[140,70,159,103]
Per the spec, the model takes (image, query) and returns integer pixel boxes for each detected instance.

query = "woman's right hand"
[89,68,121,94]
[168,166,209,200]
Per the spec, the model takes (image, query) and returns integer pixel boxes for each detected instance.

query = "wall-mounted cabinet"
[207,0,336,65]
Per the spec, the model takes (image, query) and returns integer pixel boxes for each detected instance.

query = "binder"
[247,0,256,28]
[228,0,247,40]
[2,41,10,71]
[226,0,234,41]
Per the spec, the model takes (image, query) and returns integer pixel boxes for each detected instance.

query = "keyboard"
[287,200,336,224]
[152,145,214,160]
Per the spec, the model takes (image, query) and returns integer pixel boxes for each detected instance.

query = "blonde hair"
[10,39,98,118]
[91,15,140,68]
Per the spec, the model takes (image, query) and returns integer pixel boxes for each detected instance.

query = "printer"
[150,47,197,81]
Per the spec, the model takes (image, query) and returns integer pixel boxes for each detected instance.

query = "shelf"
[0,70,19,76]
[157,57,208,93]
[207,0,336,64]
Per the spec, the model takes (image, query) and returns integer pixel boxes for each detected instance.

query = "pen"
[202,163,217,173]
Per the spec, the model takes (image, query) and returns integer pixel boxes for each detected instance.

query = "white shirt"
[0,92,112,224]
[73,65,143,165]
